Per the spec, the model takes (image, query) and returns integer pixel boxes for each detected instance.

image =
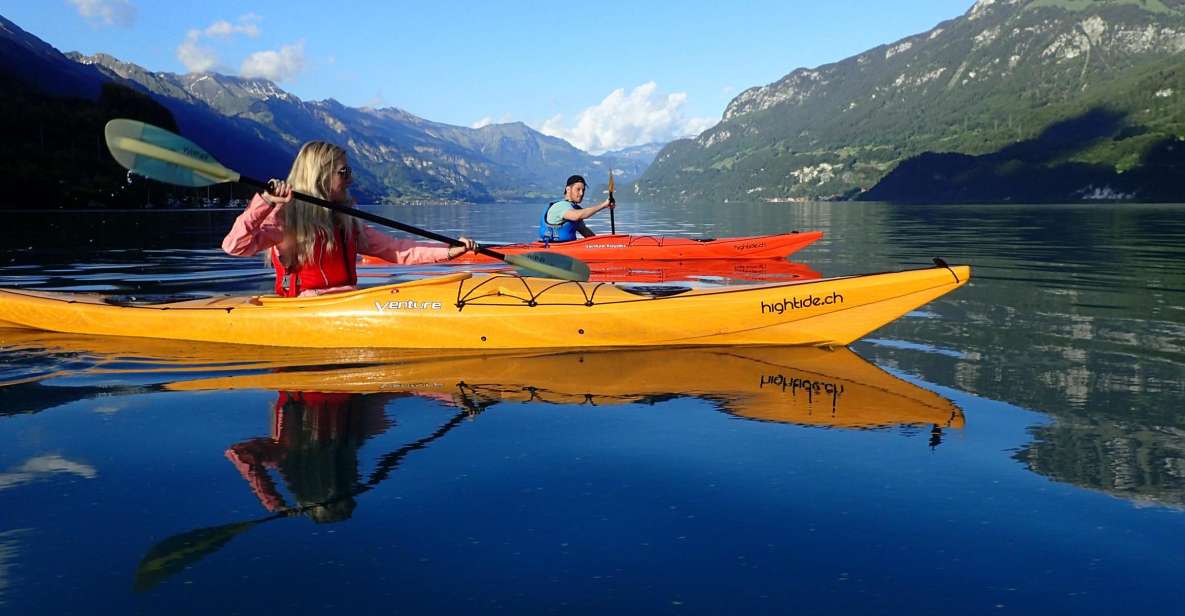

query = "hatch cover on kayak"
[619,285,694,298]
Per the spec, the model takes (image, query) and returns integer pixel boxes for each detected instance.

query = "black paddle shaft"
[242,176,508,261]
[609,192,616,234]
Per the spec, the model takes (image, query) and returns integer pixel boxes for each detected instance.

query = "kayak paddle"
[103,119,590,282]
[608,170,616,235]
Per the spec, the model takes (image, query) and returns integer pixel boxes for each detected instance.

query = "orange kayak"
[371,231,823,264]
[361,258,822,284]
[0,265,971,349]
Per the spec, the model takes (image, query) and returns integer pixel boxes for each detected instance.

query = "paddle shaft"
[608,174,616,235]
[238,176,510,261]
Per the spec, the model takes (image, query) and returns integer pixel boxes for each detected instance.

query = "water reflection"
[0,530,27,608]
[0,455,96,490]
[1,332,968,590]
[1016,420,1185,509]
[133,392,478,592]
[225,391,396,524]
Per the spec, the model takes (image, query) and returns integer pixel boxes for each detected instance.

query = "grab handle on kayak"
[933,257,960,283]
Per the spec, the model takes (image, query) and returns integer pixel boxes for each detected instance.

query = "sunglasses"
[335,165,353,178]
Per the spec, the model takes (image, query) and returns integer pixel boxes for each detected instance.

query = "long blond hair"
[281,141,360,267]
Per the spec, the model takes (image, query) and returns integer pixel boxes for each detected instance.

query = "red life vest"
[271,223,358,297]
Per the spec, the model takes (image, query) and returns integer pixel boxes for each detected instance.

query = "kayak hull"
[0,265,970,349]
[436,231,824,262]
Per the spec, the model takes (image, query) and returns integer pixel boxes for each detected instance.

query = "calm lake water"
[2,200,1184,613]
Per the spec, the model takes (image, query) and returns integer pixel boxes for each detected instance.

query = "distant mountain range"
[637,0,1185,203]
[0,14,656,207]
[8,1,1185,207]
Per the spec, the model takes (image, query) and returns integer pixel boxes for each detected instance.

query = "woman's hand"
[262,180,294,208]
[447,236,479,259]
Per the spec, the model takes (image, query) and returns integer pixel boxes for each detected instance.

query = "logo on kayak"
[760,373,844,409]
[378,381,444,391]
[761,291,843,314]
[734,242,767,251]
[374,299,443,312]
[583,243,628,249]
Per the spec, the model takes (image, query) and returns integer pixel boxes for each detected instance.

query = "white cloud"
[176,14,265,73]
[240,41,306,82]
[203,13,261,38]
[538,82,717,154]
[177,30,218,73]
[0,455,97,490]
[69,0,136,28]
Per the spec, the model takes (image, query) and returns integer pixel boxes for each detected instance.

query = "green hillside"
[637,0,1185,203]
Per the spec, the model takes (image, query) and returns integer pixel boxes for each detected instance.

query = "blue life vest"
[539,200,582,242]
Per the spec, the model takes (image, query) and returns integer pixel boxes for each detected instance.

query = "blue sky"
[2,0,975,152]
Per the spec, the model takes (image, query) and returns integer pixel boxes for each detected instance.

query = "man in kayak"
[222,141,478,296]
[539,174,615,242]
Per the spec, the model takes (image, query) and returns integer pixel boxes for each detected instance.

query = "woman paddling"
[222,141,477,297]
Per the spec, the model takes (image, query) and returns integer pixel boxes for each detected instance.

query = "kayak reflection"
[166,346,964,433]
[2,331,964,432]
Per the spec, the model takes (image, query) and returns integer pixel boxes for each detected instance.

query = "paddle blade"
[133,519,258,591]
[505,252,591,282]
[608,171,615,193]
[105,119,239,187]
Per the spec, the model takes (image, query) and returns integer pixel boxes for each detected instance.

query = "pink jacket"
[222,194,453,295]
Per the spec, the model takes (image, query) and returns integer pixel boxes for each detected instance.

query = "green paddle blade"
[105,119,240,187]
[133,519,259,591]
[505,252,591,282]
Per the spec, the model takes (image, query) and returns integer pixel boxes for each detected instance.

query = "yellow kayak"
[2,332,963,430]
[0,264,969,349]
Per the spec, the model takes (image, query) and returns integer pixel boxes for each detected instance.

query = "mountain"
[0,13,101,98]
[0,14,655,207]
[68,51,649,204]
[0,14,203,209]
[637,0,1185,203]
[603,142,665,168]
